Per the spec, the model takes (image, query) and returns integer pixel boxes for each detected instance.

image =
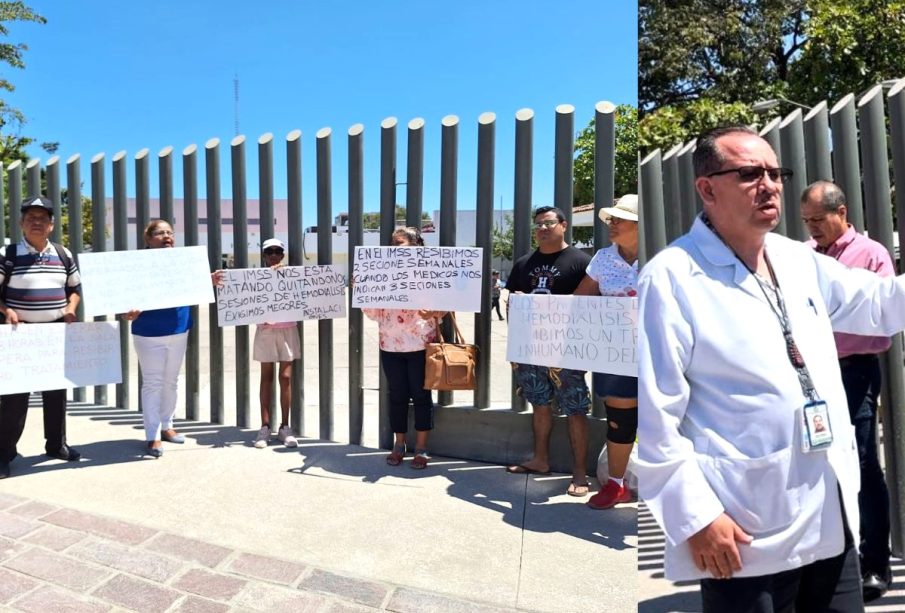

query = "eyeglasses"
[533,220,561,230]
[605,217,629,226]
[706,166,793,183]
[151,230,174,237]
[263,248,284,255]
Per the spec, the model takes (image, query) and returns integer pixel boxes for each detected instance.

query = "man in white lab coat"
[637,125,905,612]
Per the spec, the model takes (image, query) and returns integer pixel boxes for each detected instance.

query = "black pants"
[0,389,68,462]
[491,296,503,319]
[840,353,890,576]
[380,349,433,434]
[701,539,863,612]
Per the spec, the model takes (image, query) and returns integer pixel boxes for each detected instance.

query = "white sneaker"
[278,425,298,448]
[253,426,271,449]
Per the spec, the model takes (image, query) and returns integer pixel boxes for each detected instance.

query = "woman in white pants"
[123,220,220,458]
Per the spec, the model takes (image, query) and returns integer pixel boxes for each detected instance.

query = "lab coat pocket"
[698,447,801,535]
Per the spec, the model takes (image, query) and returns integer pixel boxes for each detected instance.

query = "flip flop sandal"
[386,444,406,466]
[567,481,591,497]
[411,450,430,469]
[506,464,552,475]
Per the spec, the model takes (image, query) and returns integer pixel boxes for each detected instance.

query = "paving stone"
[170,595,231,613]
[10,585,111,613]
[233,582,326,613]
[0,512,39,539]
[386,588,516,613]
[172,568,247,602]
[143,533,231,568]
[7,501,58,519]
[20,525,87,551]
[43,508,157,545]
[0,566,39,604]
[4,548,111,592]
[321,600,383,612]
[92,573,181,613]
[68,538,185,583]
[0,493,27,510]
[227,552,306,585]
[0,536,27,562]
[298,569,388,609]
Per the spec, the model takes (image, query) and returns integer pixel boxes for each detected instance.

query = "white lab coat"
[637,218,905,581]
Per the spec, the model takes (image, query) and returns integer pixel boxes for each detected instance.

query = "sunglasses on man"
[706,165,794,183]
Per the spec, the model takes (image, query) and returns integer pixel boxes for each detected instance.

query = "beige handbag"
[423,313,478,391]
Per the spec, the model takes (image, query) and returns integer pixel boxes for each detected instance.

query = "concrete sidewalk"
[0,402,637,612]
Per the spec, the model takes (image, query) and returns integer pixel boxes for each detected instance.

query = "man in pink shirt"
[801,180,894,602]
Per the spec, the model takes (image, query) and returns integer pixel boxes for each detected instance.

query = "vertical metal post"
[286,130,304,435]
[258,133,277,430]
[230,135,250,428]
[661,145,682,244]
[134,149,150,413]
[112,151,130,410]
[405,118,424,228]
[25,159,40,197]
[511,108,533,412]
[803,102,832,183]
[316,127,334,441]
[182,144,200,421]
[830,94,864,232]
[8,161,22,245]
[205,138,224,425]
[66,155,85,403]
[863,83,905,556]
[779,110,807,241]
[759,118,786,237]
[378,117,397,450]
[0,163,6,243]
[46,157,61,244]
[554,105,575,244]
[91,153,107,406]
[677,141,697,233]
[639,150,666,264]
[592,101,616,417]
[474,112,495,409]
[159,147,174,224]
[438,115,459,408]
[348,124,364,444]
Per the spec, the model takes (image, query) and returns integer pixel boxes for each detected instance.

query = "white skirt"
[253,326,301,362]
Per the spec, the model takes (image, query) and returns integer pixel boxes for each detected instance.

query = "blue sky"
[7,0,637,221]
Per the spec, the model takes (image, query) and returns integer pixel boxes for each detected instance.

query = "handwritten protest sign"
[506,295,637,376]
[351,246,483,312]
[217,265,346,326]
[0,322,121,395]
[79,246,215,317]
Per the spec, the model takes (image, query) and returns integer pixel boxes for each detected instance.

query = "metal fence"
[4,100,618,459]
[637,79,905,555]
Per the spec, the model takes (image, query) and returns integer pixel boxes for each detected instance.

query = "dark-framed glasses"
[263,248,284,256]
[151,230,174,237]
[706,166,793,183]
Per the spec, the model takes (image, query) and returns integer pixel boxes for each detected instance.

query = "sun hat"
[599,194,638,222]
[262,238,285,251]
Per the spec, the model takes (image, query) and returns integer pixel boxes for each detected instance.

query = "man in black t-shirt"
[505,206,593,497]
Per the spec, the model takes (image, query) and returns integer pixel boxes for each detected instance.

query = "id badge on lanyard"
[801,399,833,452]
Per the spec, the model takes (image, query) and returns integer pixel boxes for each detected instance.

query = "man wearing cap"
[0,196,82,479]
[636,125,905,610]
[505,205,594,497]
[801,180,894,601]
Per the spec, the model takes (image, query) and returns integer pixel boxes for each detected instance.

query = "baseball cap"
[600,194,638,222]
[262,238,285,251]
[20,195,54,217]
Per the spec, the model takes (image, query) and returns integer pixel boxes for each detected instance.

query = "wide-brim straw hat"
[599,194,638,222]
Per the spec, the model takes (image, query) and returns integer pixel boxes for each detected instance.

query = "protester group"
[0,193,637,516]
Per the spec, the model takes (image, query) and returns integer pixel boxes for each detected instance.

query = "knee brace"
[606,405,638,444]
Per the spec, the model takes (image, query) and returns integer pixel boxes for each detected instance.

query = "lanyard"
[701,214,819,401]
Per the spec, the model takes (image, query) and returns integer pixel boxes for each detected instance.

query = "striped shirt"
[0,239,81,323]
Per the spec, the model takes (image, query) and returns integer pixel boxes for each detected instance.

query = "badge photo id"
[802,400,833,451]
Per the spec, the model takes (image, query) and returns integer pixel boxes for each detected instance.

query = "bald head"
[800,181,849,248]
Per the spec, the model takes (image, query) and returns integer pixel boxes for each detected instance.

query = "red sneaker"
[587,480,631,510]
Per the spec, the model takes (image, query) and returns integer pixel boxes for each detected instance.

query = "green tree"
[362,204,430,231]
[573,103,638,207]
[640,99,756,154]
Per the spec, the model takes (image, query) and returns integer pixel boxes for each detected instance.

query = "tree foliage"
[640,99,757,153]
[573,103,638,207]
[362,204,430,231]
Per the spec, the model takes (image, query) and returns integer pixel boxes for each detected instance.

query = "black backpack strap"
[50,242,78,298]
[1,243,16,294]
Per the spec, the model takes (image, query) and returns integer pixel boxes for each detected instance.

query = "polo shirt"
[0,239,81,323]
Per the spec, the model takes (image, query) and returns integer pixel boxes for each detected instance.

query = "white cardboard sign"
[78,246,215,317]
[506,294,637,376]
[351,246,483,312]
[0,322,121,395]
[216,265,347,326]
